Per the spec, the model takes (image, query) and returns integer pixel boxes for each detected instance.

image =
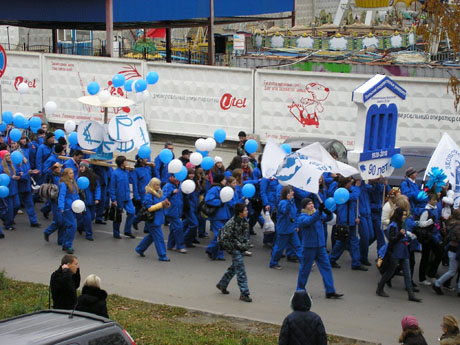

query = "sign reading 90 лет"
[0,44,6,79]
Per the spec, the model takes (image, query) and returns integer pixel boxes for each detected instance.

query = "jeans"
[378,257,412,291]
[435,251,460,292]
[218,250,249,296]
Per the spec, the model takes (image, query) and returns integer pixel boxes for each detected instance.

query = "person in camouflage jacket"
[216,203,252,302]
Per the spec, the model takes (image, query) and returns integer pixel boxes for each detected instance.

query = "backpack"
[217,220,235,252]
[39,183,59,200]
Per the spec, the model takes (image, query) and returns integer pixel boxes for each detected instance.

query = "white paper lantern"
[45,101,57,116]
[189,152,203,166]
[181,180,196,194]
[71,199,85,213]
[195,138,207,152]
[205,137,216,152]
[168,159,183,174]
[18,83,29,94]
[220,186,234,203]
[64,120,76,133]
[99,90,111,103]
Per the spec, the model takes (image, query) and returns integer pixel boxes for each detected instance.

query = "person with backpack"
[58,168,80,254]
[44,163,64,244]
[216,202,252,302]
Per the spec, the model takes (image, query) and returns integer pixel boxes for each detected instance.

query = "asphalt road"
[0,140,458,345]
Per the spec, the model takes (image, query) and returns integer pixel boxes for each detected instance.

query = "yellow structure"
[355,0,390,7]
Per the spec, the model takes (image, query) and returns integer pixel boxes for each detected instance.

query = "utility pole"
[208,0,215,65]
[291,0,296,27]
[105,0,114,57]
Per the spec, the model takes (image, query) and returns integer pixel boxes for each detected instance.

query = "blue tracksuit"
[109,167,135,237]
[260,177,280,244]
[44,174,64,244]
[0,163,19,228]
[15,161,39,226]
[92,165,111,222]
[183,184,200,246]
[78,180,101,239]
[163,181,185,250]
[136,191,169,260]
[43,153,65,181]
[63,158,79,178]
[269,199,302,267]
[154,154,172,186]
[134,165,155,202]
[329,185,361,268]
[358,181,374,264]
[296,209,335,293]
[400,178,421,211]
[205,184,231,260]
[58,181,79,250]
[36,143,54,174]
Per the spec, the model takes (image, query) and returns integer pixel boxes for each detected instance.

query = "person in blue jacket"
[132,157,155,230]
[109,156,136,239]
[357,179,374,266]
[369,177,387,253]
[400,167,422,212]
[44,163,64,244]
[260,176,280,246]
[43,144,66,182]
[77,162,100,241]
[58,168,80,254]
[329,177,368,271]
[63,150,83,179]
[163,175,187,253]
[91,164,111,224]
[269,186,302,270]
[376,207,421,302]
[154,141,174,186]
[204,174,231,260]
[135,177,171,261]
[0,150,20,230]
[36,132,55,181]
[296,198,343,299]
[183,168,200,248]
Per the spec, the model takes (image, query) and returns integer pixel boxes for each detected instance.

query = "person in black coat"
[398,315,428,345]
[76,274,109,318]
[278,290,327,345]
[50,255,80,310]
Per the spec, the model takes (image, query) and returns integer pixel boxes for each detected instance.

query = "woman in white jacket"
[381,189,401,238]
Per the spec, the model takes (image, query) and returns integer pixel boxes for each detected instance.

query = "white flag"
[261,139,287,178]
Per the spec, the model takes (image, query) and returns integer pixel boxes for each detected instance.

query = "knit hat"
[214,174,225,184]
[301,198,313,209]
[45,132,55,140]
[0,150,9,160]
[54,143,64,154]
[405,167,417,177]
[80,160,89,168]
[241,155,250,163]
[442,315,459,330]
[214,156,223,163]
[290,290,312,312]
[401,315,418,330]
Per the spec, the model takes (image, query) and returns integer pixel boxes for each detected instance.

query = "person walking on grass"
[216,203,252,302]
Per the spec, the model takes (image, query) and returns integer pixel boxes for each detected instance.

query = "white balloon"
[195,138,207,152]
[181,180,196,194]
[64,120,76,133]
[99,90,111,103]
[45,101,57,116]
[18,83,29,94]
[71,199,85,213]
[189,152,203,166]
[205,137,216,152]
[168,159,183,174]
[137,90,150,103]
[220,186,234,203]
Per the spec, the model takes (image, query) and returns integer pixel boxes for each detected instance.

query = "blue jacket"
[143,191,166,226]
[387,221,409,259]
[63,158,79,178]
[154,154,172,185]
[400,178,421,210]
[369,182,384,216]
[227,185,244,215]
[336,186,360,226]
[82,180,101,206]
[260,178,280,210]
[204,185,231,221]
[36,143,54,173]
[58,182,79,212]
[358,182,372,217]
[296,210,332,248]
[110,168,134,203]
[0,163,18,196]
[293,187,311,214]
[327,181,338,198]
[276,199,297,235]
[134,165,155,200]
[16,161,32,193]
[43,153,66,180]
[162,182,183,218]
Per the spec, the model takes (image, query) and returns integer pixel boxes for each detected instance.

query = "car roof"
[0,310,120,345]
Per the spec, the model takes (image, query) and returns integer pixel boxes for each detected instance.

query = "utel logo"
[220,93,247,111]
[14,76,37,90]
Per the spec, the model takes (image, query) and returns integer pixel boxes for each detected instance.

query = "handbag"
[107,204,123,223]
[137,206,155,222]
[334,201,350,242]
[199,200,218,218]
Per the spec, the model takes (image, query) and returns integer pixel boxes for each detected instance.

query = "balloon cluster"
[0,173,10,198]
[425,167,447,193]
[1,110,47,138]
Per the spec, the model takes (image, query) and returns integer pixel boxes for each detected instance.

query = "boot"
[376,284,389,297]
[407,289,422,302]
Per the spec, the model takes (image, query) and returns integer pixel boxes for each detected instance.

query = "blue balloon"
[391,153,405,169]
[9,128,22,142]
[54,129,65,140]
[146,71,159,85]
[112,74,125,88]
[281,143,292,154]
[201,156,214,170]
[334,188,350,205]
[0,173,10,186]
[134,79,147,93]
[325,197,336,212]
[68,132,78,146]
[30,126,39,134]
[197,150,208,157]
[138,145,151,159]
[174,166,187,181]
[2,111,13,125]
[20,118,29,129]
[29,116,42,129]
[0,185,9,198]
[87,82,100,95]
[214,129,226,144]
[0,123,6,132]
[159,148,173,164]
[124,79,134,92]
[13,114,25,128]
[77,176,90,190]
[11,151,23,165]
[242,183,256,198]
[245,139,258,154]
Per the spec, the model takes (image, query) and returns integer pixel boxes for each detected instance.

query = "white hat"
[214,156,223,163]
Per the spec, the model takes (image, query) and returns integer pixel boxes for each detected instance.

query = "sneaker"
[432,284,444,295]
[136,250,145,257]
[159,258,170,262]
[444,286,456,292]
[243,251,252,256]
[270,264,282,270]
[216,284,229,294]
[240,295,252,302]
[17,209,23,215]
[330,261,341,269]
[419,280,432,286]
[177,248,187,254]
[124,233,136,239]
[326,292,344,299]
[249,243,255,248]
